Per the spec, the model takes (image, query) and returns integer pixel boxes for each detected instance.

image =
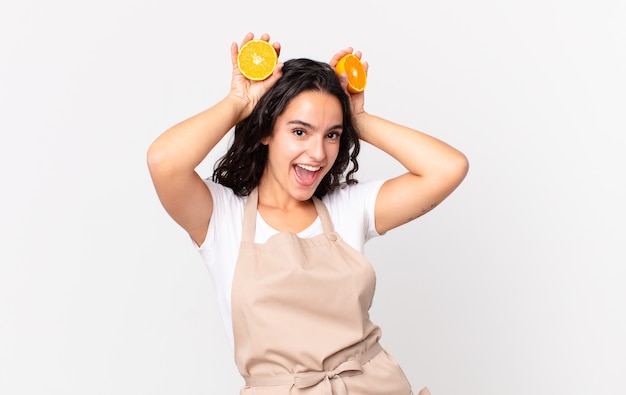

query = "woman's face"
[261,90,343,202]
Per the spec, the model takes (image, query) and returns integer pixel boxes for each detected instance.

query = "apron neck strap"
[242,188,259,243]
[242,188,335,243]
[312,195,335,234]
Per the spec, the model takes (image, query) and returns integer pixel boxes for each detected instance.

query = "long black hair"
[212,58,360,198]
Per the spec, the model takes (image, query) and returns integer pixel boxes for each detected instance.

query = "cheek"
[269,139,301,165]
[327,144,341,165]
[284,138,309,156]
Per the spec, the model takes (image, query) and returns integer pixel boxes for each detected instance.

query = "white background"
[1,1,624,394]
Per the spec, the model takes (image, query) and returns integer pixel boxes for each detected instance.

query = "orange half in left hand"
[335,54,367,93]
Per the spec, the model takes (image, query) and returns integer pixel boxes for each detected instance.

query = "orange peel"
[335,54,367,93]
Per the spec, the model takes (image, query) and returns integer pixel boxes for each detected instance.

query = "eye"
[293,129,306,137]
[327,131,341,140]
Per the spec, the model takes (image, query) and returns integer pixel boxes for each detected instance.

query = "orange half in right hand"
[237,39,278,81]
[335,54,367,93]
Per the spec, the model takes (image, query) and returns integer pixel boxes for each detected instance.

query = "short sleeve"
[322,179,385,252]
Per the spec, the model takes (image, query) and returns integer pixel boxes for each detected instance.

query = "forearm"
[354,112,467,179]
[147,95,247,175]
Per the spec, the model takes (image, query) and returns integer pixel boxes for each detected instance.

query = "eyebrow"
[287,120,343,132]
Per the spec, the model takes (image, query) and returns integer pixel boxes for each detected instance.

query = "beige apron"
[231,188,430,395]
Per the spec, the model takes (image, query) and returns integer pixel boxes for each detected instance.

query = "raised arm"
[356,113,468,234]
[147,33,283,245]
[330,49,469,234]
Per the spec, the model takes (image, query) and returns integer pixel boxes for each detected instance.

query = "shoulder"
[204,179,241,202]
[322,179,385,212]
[322,180,386,244]
[198,179,247,249]
[203,179,250,215]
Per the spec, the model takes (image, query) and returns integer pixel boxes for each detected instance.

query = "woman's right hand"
[147,32,283,246]
[228,32,283,122]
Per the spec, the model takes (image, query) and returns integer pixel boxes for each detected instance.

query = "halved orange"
[237,39,278,81]
[334,54,367,93]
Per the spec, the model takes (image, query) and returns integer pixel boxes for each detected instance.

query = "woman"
[147,32,468,395]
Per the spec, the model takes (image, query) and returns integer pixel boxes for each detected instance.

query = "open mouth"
[294,164,321,186]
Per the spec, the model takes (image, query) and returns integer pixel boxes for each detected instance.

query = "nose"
[307,135,325,161]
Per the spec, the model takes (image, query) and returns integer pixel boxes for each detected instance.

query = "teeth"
[297,164,321,172]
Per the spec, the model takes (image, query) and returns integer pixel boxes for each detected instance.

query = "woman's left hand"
[329,48,367,117]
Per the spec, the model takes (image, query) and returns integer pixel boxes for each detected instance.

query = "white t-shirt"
[196,179,385,347]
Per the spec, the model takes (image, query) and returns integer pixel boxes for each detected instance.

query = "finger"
[240,32,255,47]
[273,41,281,58]
[337,73,349,92]
[328,48,350,66]
[328,47,353,67]
[265,62,284,85]
[230,41,239,68]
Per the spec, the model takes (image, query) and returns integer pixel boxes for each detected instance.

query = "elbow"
[146,142,161,173]
[445,150,470,188]
[457,151,470,180]
[146,140,172,178]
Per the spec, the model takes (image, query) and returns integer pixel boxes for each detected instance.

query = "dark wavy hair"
[212,58,360,198]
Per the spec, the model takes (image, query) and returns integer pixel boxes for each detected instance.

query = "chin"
[291,186,318,201]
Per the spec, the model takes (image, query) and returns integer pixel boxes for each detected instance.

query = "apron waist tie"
[244,343,383,395]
